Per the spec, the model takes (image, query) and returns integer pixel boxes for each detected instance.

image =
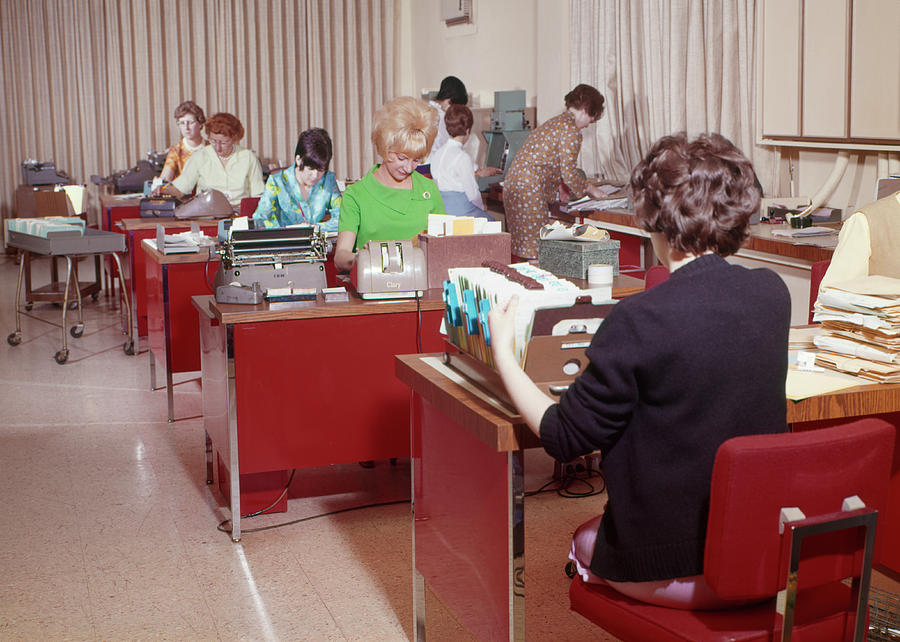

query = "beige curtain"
[0,0,398,228]
[570,0,776,189]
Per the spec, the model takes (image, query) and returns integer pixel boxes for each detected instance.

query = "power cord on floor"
[215,468,410,536]
[525,463,606,499]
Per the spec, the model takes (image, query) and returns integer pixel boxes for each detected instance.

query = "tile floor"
[1,252,897,641]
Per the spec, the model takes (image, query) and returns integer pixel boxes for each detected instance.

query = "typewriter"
[214,225,328,304]
[21,160,71,186]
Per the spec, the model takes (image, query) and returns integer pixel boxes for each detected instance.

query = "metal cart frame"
[7,228,134,364]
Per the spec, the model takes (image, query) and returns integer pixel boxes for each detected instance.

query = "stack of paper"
[811,275,900,383]
[560,195,631,213]
[426,214,502,236]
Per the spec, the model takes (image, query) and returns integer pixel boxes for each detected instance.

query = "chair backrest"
[808,259,831,323]
[239,196,260,219]
[644,264,670,290]
[704,418,894,600]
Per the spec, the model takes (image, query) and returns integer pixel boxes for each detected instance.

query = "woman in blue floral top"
[252,128,342,231]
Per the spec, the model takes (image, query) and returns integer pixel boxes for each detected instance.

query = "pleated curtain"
[569,0,776,190]
[0,0,399,228]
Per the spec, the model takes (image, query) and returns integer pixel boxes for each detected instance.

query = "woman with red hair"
[164,112,264,207]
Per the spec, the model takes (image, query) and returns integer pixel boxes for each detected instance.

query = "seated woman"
[429,104,492,220]
[252,128,342,231]
[158,101,207,184]
[818,190,900,291]
[162,112,264,207]
[489,133,790,609]
[334,96,445,273]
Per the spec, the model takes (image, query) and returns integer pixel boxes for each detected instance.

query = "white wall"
[404,0,569,123]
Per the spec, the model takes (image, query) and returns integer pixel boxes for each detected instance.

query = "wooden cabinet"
[758,0,900,150]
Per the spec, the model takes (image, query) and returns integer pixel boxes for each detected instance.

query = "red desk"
[143,239,219,422]
[98,193,142,292]
[398,358,900,641]
[121,219,219,350]
[788,384,900,574]
[193,292,447,541]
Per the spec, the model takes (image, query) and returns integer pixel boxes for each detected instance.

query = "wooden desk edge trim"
[395,353,528,452]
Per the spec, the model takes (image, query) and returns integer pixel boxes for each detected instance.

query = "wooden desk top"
[395,353,541,452]
[787,380,900,424]
[560,206,839,265]
[192,290,447,324]
[141,238,217,265]
[99,193,143,209]
[190,272,645,325]
[120,218,221,232]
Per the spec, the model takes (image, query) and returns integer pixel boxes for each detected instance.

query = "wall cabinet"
[758,0,900,150]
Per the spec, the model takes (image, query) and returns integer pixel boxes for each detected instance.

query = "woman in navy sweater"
[489,133,790,609]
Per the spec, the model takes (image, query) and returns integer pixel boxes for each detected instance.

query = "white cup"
[587,263,614,286]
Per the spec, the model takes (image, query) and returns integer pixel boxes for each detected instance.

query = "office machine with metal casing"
[351,239,427,299]
[214,225,327,302]
[477,89,531,191]
[21,160,71,186]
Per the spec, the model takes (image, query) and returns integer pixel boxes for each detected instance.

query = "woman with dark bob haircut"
[165,112,264,207]
[503,83,610,259]
[489,133,790,609]
[253,128,342,230]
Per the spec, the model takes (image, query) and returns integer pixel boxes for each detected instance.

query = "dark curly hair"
[564,84,605,120]
[628,133,761,257]
[173,100,205,124]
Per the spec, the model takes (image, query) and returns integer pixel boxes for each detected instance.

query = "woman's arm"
[251,176,280,228]
[160,183,186,200]
[488,295,555,437]
[334,230,357,272]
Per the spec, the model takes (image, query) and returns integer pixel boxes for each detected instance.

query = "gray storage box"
[538,238,620,280]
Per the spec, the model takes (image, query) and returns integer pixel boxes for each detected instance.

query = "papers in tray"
[154,222,215,254]
[539,220,611,242]
[560,194,631,213]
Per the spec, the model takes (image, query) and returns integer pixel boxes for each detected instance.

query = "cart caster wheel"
[91,293,99,302]
[565,561,577,579]
[24,303,33,311]
[54,349,69,364]
[70,324,84,338]
[123,339,135,355]
[7,332,22,346]
[67,301,79,311]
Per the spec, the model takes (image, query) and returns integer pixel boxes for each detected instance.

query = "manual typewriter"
[214,225,328,303]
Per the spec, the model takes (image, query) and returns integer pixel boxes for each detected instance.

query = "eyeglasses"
[177,119,198,127]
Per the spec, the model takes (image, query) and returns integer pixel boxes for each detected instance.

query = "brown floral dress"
[502,111,588,258]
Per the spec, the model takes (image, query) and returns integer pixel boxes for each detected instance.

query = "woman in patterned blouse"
[252,128,342,231]
[503,84,608,259]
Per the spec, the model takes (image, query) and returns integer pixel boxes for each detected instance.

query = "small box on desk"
[417,232,512,290]
[538,238,620,280]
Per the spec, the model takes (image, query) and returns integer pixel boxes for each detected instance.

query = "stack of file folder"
[811,275,900,383]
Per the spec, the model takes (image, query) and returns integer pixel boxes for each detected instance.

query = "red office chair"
[239,196,261,218]
[808,260,831,323]
[644,264,670,290]
[569,417,895,642]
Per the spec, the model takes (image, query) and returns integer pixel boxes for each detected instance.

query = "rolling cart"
[6,224,134,364]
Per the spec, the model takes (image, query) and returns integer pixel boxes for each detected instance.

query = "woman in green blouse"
[334,96,445,273]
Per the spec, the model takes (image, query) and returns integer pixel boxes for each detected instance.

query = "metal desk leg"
[109,252,135,355]
[149,351,159,391]
[227,334,241,542]
[414,568,427,641]
[205,430,214,485]
[163,264,175,423]
[54,256,74,364]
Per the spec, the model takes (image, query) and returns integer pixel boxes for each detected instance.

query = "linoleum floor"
[1,252,897,641]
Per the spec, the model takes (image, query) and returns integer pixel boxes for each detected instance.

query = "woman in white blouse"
[429,104,493,220]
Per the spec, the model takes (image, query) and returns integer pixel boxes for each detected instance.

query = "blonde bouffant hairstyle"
[371,96,438,161]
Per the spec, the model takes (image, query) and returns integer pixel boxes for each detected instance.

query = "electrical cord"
[525,466,606,499]
[217,497,410,536]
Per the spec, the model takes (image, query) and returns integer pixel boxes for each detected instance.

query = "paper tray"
[8,228,126,256]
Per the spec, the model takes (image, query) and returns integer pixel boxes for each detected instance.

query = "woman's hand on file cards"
[488,294,519,367]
